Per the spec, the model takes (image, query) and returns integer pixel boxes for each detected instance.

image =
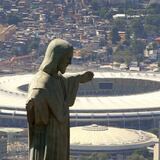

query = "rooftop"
[70,124,158,151]
[0,71,160,113]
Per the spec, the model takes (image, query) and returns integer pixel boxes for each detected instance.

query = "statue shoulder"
[29,71,51,90]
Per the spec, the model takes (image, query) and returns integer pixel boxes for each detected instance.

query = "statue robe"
[26,70,79,160]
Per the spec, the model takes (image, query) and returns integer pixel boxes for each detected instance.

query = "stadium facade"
[0,71,160,130]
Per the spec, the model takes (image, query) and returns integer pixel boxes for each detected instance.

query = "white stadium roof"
[70,124,158,151]
[0,71,160,113]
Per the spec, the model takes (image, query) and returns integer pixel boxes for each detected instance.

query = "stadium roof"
[0,72,160,113]
[70,124,158,151]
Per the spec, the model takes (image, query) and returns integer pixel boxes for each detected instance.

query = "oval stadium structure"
[0,71,160,130]
[70,124,158,159]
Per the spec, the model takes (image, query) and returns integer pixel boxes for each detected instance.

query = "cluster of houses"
[0,0,159,72]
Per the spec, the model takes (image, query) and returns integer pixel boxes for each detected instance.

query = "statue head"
[39,39,73,75]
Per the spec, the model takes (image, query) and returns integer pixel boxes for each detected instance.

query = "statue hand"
[79,71,94,83]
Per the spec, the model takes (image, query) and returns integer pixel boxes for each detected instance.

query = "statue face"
[58,52,73,74]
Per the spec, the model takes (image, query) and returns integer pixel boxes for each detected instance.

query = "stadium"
[70,124,158,160]
[0,71,160,130]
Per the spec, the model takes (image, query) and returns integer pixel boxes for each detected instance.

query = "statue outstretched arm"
[61,71,94,107]
[78,71,94,83]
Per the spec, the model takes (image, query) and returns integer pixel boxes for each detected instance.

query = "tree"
[123,29,131,46]
[130,19,146,38]
[123,50,135,65]
[125,0,139,10]
[91,0,98,10]
[7,14,21,25]
[128,148,152,160]
[144,24,159,36]
[106,9,113,20]
[130,37,145,62]
[113,19,127,31]
[98,8,107,18]
[145,14,160,26]
[89,152,111,160]
[147,4,160,14]
[113,49,135,64]
[110,26,120,44]
[127,153,145,160]
[27,37,40,52]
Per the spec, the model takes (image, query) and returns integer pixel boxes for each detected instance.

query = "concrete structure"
[0,71,160,129]
[70,124,158,160]
[154,143,160,160]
